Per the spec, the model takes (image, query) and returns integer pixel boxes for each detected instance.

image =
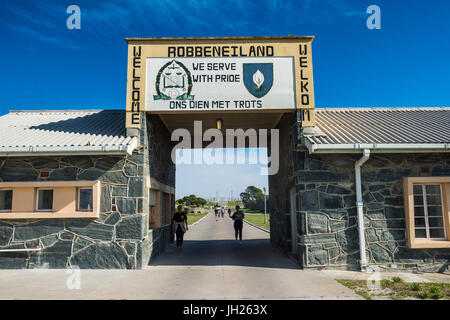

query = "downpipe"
[355,149,370,271]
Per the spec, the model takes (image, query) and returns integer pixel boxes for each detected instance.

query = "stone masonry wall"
[0,152,148,269]
[295,151,450,272]
[146,115,176,188]
[268,113,298,255]
[0,112,159,269]
[140,114,176,262]
[0,113,177,269]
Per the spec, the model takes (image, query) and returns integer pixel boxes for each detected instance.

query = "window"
[78,188,93,211]
[413,184,446,240]
[149,189,157,206]
[403,177,450,248]
[36,189,53,211]
[0,189,12,212]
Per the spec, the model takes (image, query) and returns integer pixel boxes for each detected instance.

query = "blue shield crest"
[243,63,273,98]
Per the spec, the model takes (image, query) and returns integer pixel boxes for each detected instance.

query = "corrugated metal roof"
[0,110,137,156]
[306,107,450,146]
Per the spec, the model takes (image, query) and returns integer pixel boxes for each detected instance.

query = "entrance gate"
[125,36,316,267]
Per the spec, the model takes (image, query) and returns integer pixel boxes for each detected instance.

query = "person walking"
[221,207,224,218]
[231,205,245,243]
[215,204,220,218]
[227,208,232,217]
[172,205,188,248]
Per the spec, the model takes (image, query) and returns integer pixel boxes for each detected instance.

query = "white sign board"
[145,57,295,112]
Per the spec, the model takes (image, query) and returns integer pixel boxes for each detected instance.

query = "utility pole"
[263,187,267,224]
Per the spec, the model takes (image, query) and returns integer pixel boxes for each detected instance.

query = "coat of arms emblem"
[243,63,273,98]
[154,60,194,100]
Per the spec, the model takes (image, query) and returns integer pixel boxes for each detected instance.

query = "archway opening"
[145,112,301,268]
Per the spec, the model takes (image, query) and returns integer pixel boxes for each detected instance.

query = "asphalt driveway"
[0,212,360,299]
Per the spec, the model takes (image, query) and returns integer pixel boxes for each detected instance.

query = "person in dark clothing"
[228,208,232,217]
[231,205,245,243]
[172,205,188,248]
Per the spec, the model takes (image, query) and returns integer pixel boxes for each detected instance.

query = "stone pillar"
[137,113,176,266]
[268,113,299,256]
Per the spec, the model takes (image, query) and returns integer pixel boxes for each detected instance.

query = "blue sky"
[175,148,269,201]
[1,0,449,198]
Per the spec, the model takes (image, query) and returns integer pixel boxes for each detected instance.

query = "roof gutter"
[0,138,138,157]
[305,140,450,154]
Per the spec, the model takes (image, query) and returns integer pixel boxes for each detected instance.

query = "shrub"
[430,287,445,299]
[392,277,403,284]
[417,291,429,299]
[411,283,421,291]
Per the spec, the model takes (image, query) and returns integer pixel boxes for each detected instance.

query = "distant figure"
[172,205,188,248]
[216,205,220,217]
[221,207,224,218]
[231,205,245,243]
[228,208,232,217]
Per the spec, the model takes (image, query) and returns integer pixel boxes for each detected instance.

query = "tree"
[227,200,243,208]
[239,186,267,211]
[176,194,207,208]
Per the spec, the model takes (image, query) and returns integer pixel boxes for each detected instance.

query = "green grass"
[337,279,450,300]
[187,212,208,225]
[355,290,372,300]
[337,279,357,290]
[244,213,270,231]
[242,209,262,213]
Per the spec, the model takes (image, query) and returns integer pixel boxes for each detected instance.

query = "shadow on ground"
[149,238,300,270]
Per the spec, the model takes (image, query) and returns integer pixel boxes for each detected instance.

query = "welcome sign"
[126,36,316,128]
[145,57,295,112]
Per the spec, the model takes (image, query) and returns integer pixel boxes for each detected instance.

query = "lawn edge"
[244,219,270,233]
[189,212,209,226]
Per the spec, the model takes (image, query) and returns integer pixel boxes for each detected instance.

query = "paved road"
[0,212,360,299]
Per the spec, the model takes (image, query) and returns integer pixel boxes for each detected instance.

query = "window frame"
[403,177,450,249]
[35,188,54,212]
[0,189,13,212]
[77,187,93,212]
[412,183,446,240]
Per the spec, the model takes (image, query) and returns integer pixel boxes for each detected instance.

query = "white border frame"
[35,188,54,212]
[77,187,93,212]
[414,184,447,241]
[0,189,13,212]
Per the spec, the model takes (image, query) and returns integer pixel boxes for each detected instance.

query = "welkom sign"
[125,36,315,128]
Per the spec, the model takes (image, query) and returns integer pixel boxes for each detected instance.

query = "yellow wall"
[11,187,35,212]
[54,188,77,213]
[148,177,175,229]
[0,181,100,219]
